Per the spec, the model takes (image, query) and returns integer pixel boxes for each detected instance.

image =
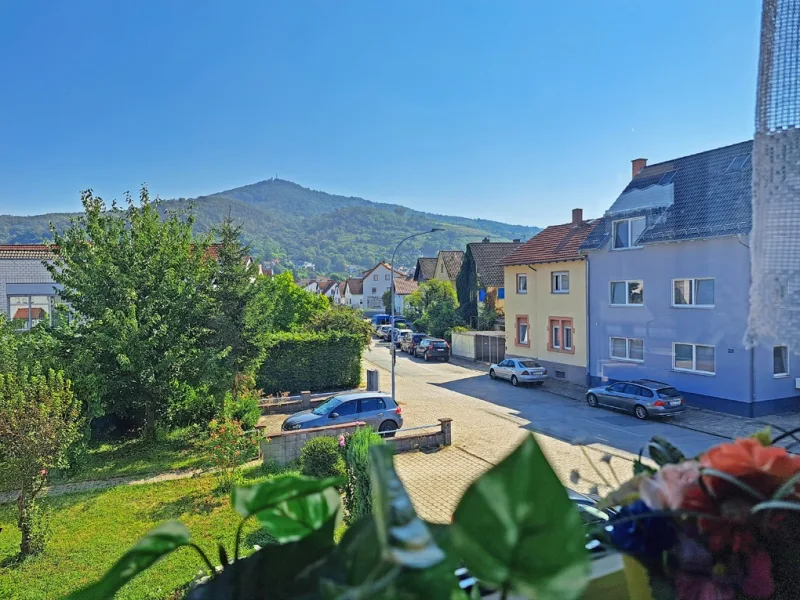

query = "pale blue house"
[581,141,800,416]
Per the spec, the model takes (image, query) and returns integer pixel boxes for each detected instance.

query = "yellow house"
[433,250,464,287]
[501,209,594,385]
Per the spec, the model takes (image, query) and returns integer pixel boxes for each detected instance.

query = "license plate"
[669,400,681,407]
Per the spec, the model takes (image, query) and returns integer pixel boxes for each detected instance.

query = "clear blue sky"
[0,1,760,227]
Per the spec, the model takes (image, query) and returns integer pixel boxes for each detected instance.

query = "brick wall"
[0,259,56,317]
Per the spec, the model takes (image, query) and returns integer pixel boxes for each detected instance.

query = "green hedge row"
[256,330,364,395]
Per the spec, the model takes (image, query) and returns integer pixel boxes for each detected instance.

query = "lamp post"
[390,228,444,403]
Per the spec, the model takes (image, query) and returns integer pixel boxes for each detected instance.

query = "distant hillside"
[0,179,540,275]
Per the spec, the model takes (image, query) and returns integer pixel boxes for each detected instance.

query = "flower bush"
[205,419,259,492]
[602,431,800,600]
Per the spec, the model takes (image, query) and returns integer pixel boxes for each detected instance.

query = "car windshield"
[519,360,542,368]
[657,388,681,398]
[312,396,343,415]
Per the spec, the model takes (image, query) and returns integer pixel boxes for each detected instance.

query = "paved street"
[365,341,728,522]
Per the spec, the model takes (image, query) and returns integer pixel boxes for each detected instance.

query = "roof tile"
[503,222,593,265]
[467,242,523,286]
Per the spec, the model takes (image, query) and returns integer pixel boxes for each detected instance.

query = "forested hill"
[0,179,540,275]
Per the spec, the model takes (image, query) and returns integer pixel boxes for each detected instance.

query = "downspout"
[738,234,756,415]
[585,254,591,388]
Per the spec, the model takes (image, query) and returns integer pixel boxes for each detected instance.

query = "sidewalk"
[447,354,800,447]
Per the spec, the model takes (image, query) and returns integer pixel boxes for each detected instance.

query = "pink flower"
[40,469,47,477]
[741,551,774,599]
[338,435,345,448]
[640,460,701,510]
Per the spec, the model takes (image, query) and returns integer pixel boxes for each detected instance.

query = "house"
[580,141,800,416]
[501,211,594,385]
[393,277,418,315]
[361,262,404,310]
[320,279,341,304]
[413,257,437,283]
[337,281,346,305]
[457,238,523,323]
[433,250,464,287]
[297,279,320,294]
[0,244,63,330]
[343,277,364,308]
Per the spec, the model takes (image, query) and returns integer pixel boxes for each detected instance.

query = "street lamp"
[390,227,444,403]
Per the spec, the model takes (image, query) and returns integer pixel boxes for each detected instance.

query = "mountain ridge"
[0,178,541,275]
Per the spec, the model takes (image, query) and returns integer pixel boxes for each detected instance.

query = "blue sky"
[0,1,760,227]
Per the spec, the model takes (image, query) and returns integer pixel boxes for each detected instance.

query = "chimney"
[482,237,490,243]
[572,208,583,225]
[631,157,648,178]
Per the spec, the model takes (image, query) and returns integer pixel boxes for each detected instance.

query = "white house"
[320,280,341,304]
[343,277,364,308]
[298,279,320,294]
[361,262,404,311]
[393,277,418,315]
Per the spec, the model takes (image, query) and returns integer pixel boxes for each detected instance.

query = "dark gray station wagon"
[585,379,686,420]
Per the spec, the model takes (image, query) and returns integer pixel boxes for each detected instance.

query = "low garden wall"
[260,418,453,466]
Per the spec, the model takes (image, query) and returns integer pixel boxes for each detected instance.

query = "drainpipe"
[584,255,591,387]
[738,234,756,415]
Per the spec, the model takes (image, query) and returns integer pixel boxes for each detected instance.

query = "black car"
[414,337,450,361]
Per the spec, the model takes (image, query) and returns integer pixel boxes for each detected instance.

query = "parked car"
[392,328,413,348]
[414,337,450,361]
[401,332,427,354]
[586,379,687,420]
[281,391,403,434]
[489,359,547,386]
[376,324,393,340]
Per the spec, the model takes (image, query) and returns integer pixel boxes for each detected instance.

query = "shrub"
[205,419,260,493]
[257,331,364,395]
[343,426,384,522]
[300,436,346,480]
[225,390,261,430]
[167,383,217,429]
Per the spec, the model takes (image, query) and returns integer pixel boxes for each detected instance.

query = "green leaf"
[369,444,445,569]
[751,426,772,447]
[65,521,190,600]
[254,487,342,543]
[774,471,800,500]
[647,436,685,466]
[187,514,338,600]
[231,473,344,519]
[450,434,589,600]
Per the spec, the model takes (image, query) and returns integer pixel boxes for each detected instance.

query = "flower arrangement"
[599,430,800,600]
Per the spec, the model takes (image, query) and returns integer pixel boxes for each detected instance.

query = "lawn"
[0,427,214,493]
[0,463,293,600]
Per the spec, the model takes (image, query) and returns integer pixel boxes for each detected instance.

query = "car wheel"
[489,369,496,379]
[511,375,519,386]
[634,405,648,420]
[587,393,599,407]
[378,420,398,438]
[424,352,430,362]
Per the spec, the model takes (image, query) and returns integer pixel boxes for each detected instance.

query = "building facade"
[432,251,464,288]
[581,142,800,416]
[361,262,402,310]
[0,245,63,330]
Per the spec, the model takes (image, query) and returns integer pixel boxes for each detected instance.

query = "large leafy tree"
[247,272,328,335]
[406,280,462,339]
[47,188,217,440]
[209,215,261,408]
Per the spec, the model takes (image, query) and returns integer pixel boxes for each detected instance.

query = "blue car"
[281,391,403,435]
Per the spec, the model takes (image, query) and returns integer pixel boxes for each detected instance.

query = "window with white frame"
[610,280,643,305]
[9,295,69,330]
[373,274,378,281]
[551,271,569,293]
[612,217,646,249]
[673,343,715,374]
[516,316,529,346]
[385,274,390,280]
[548,317,573,353]
[552,323,560,348]
[610,337,644,362]
[774,346,789,377]
[673,278,715,307]
[516,273,527,294]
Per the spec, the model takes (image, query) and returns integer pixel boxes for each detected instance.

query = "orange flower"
[700,438,800,498]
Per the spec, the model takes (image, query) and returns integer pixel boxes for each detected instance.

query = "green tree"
[209,215,261,410]
[306,305,372,347]
[47,187,217,440]
[247,272,328,334]
[382,289,392,314]
[409,280,462,339]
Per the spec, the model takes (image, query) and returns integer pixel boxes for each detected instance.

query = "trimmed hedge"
[257,330,364,395]
[300,436,346,480]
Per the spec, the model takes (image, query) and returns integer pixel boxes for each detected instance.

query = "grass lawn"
[0,463,294,600]
[0,428,214,493]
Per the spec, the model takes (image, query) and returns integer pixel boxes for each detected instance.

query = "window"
[440,263,444,273]
[608,382,627,392]
[9,294,66,330]
[334,401,357,416]
[373,274,378,281]
[551,271,569,293]
[673,278,715,307]
[360,398,386,412]
[516,316,529,346]
[548,317,573,353]
[372,287,377,294]
[612,217,646,249]
[659,170,677,185]
[516,273,527,294]
[774,346,789,377]
[385,274,390,280]
[610,280,643,305]
[673,343,715,374]
[609,337,644,362]
[726,154,751,172]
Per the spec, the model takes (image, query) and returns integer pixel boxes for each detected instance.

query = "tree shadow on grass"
[243,528,277,551]
[144,490,222,521]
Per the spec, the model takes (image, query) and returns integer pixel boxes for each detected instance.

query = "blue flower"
[608,500,676,560]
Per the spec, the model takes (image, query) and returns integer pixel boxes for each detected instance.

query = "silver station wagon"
[586,379,686,420]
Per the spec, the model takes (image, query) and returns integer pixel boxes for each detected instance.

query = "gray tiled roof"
[580,140,753,251]
[467,241,523,287]
[413,257,437,281]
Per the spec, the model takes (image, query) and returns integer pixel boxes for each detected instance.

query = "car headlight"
[290,423,302,430]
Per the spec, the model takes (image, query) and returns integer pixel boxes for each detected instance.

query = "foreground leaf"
[65,521,191,600]
[369,444,445,569]
[255,487,342,543]
[647,436,685,466]
[450,435,589,600]
[232,473,344,519]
